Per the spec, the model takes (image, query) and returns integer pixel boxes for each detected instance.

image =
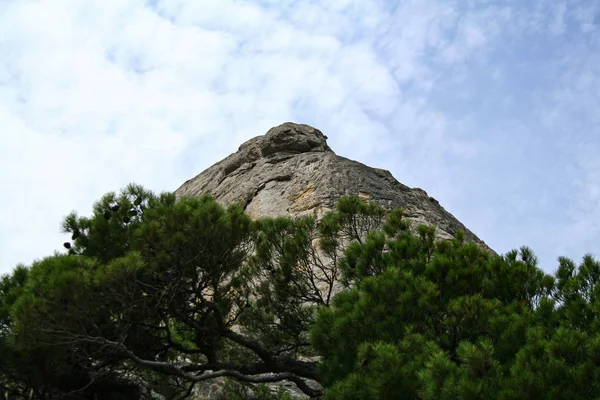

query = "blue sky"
[0,0,599,274]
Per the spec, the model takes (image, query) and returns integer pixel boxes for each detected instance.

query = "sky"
[0,0,599,275]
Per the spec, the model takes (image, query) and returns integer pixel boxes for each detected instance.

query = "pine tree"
[310,207,600,400]
[2,186,600,399]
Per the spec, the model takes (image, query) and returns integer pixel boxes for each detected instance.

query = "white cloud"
[1,0,599,274]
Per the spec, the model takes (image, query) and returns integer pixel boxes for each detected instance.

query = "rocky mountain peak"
[175,122,492,252]
[238,122,333,157]
[175,122,494,398]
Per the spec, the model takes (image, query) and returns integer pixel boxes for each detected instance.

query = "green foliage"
[2,188,600,400]
[1,185,260,398]
[311,204,600,399]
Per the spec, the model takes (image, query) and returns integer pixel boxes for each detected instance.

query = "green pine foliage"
[310,206,599,399]
[0,184,599,399]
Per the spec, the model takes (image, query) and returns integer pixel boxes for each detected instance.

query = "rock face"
[175,122,491,250]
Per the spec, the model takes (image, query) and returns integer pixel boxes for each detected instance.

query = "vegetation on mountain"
[1,184,599,399]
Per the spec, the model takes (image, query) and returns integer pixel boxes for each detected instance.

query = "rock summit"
[175,122,491,250]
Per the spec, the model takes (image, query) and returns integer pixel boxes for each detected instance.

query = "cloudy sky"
[1,0,599,275]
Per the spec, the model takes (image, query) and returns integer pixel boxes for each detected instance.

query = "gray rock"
[175,122,492,252]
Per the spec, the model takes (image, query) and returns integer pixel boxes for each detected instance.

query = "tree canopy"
[1,183,599,399]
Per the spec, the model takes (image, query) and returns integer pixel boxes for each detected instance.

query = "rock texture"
[175,122,491,250]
